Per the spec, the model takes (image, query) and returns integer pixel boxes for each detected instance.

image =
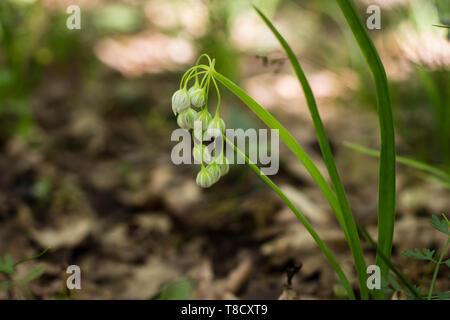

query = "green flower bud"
[193,144,211,163]
[206,162,221,184]
[177,108,197,130]
[188,82,200,95]
[219,155,230,176]
[196,167,214,188]
[204,116,226,140]
[172,88,190,115]
[214,154,229,176]
[188,85,206,109]
[194,109,212,131]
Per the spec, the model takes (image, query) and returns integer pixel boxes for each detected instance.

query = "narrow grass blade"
[211,70,345,229]
[432,24,450,29]
[253,6,368,299]
[344,142,450,188]
[225,136,356,299]
[337,0,396,286]
[427,237,450,300]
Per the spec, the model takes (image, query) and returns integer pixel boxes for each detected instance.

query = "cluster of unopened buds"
[171,54,229,188]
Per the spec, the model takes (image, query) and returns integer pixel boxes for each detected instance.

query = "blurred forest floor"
[0,0,449,299]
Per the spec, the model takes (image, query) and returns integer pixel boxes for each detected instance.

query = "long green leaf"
[211,70,344,230]
[211,70,355,296]
[359,226,421,299]
[224,136,356,299]
[337,0,396,287]
[253,6,368,299]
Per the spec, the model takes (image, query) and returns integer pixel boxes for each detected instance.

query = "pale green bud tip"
[172,89,190,116]
[214,155,229,177]
[194,110,212,131]
[205,116,226,139]
[196,167,214,188]
[193,144,211,163]
[207,162,221,184]
[189,87,206,109]
[219,156,229,176]
[177,108,197,130]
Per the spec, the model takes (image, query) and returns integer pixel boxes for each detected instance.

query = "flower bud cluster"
[171,57,229,188]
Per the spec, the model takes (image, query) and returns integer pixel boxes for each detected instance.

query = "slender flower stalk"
[169,55,356,299]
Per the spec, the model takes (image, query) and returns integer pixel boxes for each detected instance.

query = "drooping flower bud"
[172,88,190,115]
[188,82,200,96]
[196,167,214,188]
[204,116,226,140]
[206,162,221,184]
[193,144,211,163]
[194,109,212,131]
[188,84,206,109]
[177,108,197,130]
[216,154,230,176]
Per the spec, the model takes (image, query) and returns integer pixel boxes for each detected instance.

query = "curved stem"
[211,70,344,234]
[223,136,356,300]
[181,65,209,89]
[203,74,211,110]
[211,76,221,114]
[254,5,368,299]
[428,237,449,300]
[195,54,212,83]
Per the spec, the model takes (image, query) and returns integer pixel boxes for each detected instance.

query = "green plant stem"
[14,248,50,267]
[211,70,344,235]
[432,24,450,28]
[428,237,450,300]
[337,0,396,291]
[224,136,356,299]
[253,6,368,299]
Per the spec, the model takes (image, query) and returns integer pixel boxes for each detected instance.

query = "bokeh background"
[0,0,449,299]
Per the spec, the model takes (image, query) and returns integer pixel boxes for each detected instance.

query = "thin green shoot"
[253,5,368,299]
[224,135,356,299]
[337,0,397,287]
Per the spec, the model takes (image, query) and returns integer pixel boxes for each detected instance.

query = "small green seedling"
[402,214,450,300]
[368,214,449,300]
[0,248,49,299]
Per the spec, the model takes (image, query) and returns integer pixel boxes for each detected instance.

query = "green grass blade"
[344,142,450,188]
[427,237,450,300]
[224,136,356,299]
[14,248,50,267]
[211,70,345,226]
[213,70,360,295]
[337,0,396,285]
[359,226,421,299]
[253,6,368,299]
[432,24,450,28]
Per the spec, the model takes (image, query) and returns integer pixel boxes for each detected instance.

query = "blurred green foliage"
[0,0,448,174]
[155,278,194,300]
[0,248,49,299]
[0,0,82,140]
[92,4,143,33]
